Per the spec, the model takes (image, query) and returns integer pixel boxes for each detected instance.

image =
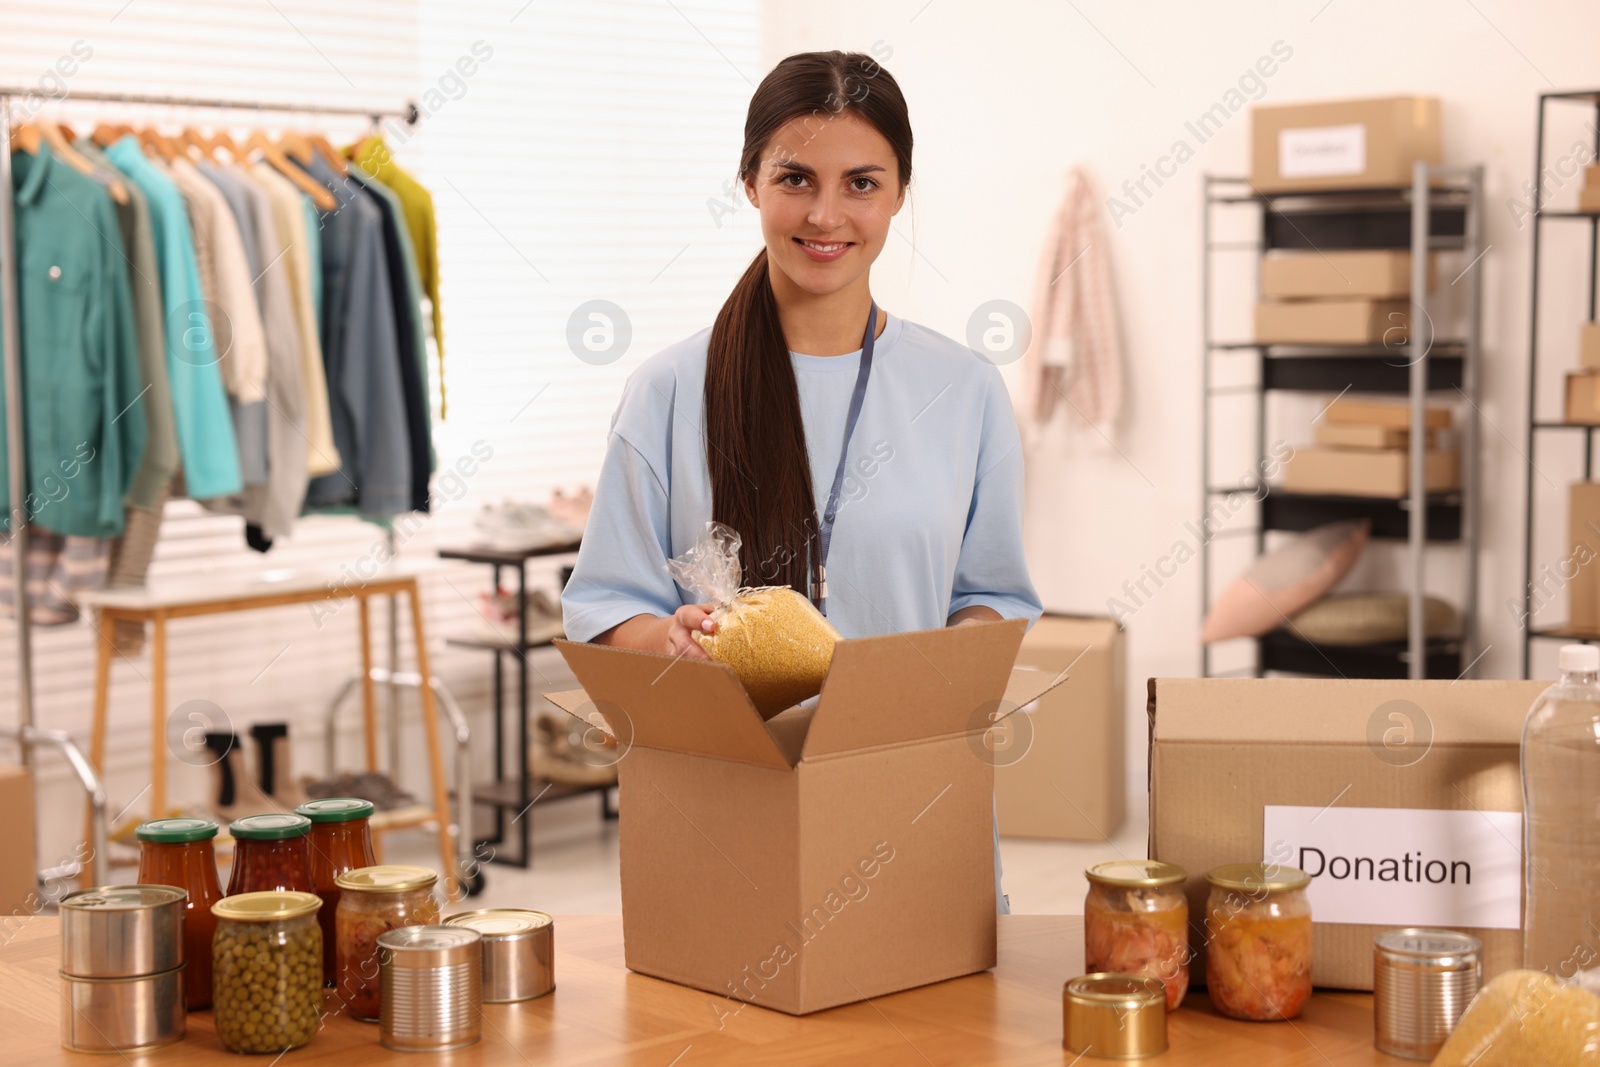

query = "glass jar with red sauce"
[226,813,314,896]
[136,816,223,1009]
[296,797,377,985]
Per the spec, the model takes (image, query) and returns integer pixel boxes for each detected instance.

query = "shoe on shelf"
[204,731,287,824]
[249,723,309,809]
[546,486,593,531]
[476,585,566,646]
[299,770,417,812]
[530,714,618,787]
[473,500,582,553]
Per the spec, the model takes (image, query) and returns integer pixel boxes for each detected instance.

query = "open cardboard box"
[544,617,1067,1014]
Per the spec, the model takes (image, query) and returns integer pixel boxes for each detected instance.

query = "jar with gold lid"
[212,891,323,1054]
[334,865,440,1021]
[1204,863,1313,1021]
[1084,859,1189,1011]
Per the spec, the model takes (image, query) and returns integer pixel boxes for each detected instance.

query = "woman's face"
[744,109,906,298]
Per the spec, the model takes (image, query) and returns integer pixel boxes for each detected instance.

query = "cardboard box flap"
[550,639,791,769]
[802,618,1026,759]
[1002,664,1073,713]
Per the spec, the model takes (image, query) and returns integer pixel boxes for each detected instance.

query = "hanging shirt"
[103,135,241,500]
[349,137,445,415]
[1,145,147,538]
[560,312,1043,643]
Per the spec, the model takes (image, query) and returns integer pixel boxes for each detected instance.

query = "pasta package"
[667,522,841,718]
[1431,969,1600,1066]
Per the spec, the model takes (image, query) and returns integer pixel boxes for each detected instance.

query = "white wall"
[763,0,1600,801]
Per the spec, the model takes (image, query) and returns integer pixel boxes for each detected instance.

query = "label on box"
[1278,124,1367,179]
[1261,805,1522,930]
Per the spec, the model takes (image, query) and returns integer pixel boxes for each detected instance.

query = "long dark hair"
[705,50,913,593]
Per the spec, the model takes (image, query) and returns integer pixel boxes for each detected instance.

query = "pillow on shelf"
[1200,519,1370,643]
[1288,593,1458,646]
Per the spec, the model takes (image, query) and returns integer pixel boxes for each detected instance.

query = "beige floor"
[389,792,1151,916]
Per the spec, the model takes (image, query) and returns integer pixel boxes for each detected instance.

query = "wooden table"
[76,563,458,894]
[2,914,1399,1064]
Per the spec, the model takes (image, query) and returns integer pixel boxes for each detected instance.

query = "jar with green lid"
[1084,860,1189,1011]
[211,891,323,1054]
[1204,863,1313,1021]
[334,865,440,1021]
[226,813,313,896]
[296,798,376,986]
[136,817,222,1009]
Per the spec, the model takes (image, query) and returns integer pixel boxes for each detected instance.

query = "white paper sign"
[1278,123,1367,179]
[1262,805,1522,930]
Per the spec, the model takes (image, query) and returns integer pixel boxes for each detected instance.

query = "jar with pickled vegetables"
[136,816,222,1010]
[211,891,323,1054]
[334,865,440,1021]
[1084,859,1190,1011]
[1204,863,1312,1021]
[297,797,377,986]
[226,813,314,895]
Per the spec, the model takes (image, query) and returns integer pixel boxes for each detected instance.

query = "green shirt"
[1,145,146,537]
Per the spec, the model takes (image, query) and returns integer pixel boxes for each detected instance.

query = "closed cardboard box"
[1583,322,1600,370]
[1255,299,1408,345]
[0,764,36,917]
[1261,250,1434,300]
[545,620,1064,1015]
[1312,421,1435,449]
[1581,187,1600,214]
[1566,371,1600,424]
[1251,96,1441,193]
[1149,677,1546,991]
[1282,446,1459,498]
[1588,163,1600,189]
[995,614,1125,842]
[1570,483,1600,633]
[1326,398,1452,431]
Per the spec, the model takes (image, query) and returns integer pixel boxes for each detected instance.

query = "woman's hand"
[665,603,718,659]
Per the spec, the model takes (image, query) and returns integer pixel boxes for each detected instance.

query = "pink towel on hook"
[1023,167,1124,441]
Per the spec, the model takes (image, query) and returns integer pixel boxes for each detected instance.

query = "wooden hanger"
[139,126,177,163]
[277,131,314,167]
[39,121,130,205]
[91,122,133,148]
[56,121,78,143]
[179,127,217,162]
[211,129,240,162]
[10,123,41,155]
[243,131,336,211]
[307,132,347,176]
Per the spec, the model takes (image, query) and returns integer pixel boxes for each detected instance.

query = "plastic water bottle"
[1522,644,1600,978]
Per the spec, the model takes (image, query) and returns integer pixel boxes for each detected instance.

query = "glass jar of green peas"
[211,891,324,1054]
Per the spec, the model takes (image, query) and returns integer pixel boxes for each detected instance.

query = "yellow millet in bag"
[1431,969,1600,1066]
[667,522,842,719]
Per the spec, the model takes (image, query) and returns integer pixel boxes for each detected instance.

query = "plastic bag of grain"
[1430,969,1600,1065]
[666,522,840,719]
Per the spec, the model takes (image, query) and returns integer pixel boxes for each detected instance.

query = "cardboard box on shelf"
[544,619,1065,1015]
[1565,372,1600,424]
[1149,677,1547,991]
[1255,299,1409,345]
[1325,398,1452,431]
[1581,187,1600,214]
[995,614,1125,842]
[1311,422,1436,450]
[1260,250,1435,300]
[1582,323,1600,371]
[0,764,36,916]
[1250,96,1441,193]
[1281,446,1459,498]
[1569,483,1600,633]
[1587,163,1600,189]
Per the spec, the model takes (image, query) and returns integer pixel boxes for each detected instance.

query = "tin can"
[60,885,186,979]
[378,925,483,1052]
[1063,973,1168,1059]
[59,966,185,1053]
[444,909,555,1002]
[1373,928,1482,1060]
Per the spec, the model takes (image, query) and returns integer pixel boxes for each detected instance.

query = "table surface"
[3,914,1400,1065]
[74,558,447,610]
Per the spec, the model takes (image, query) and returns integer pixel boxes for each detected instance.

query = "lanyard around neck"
[810,300,878,617]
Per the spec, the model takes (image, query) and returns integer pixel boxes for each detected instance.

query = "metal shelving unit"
[1201,165,1484,680]
[1522,90,1600,674]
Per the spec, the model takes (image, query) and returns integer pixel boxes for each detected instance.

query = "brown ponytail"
[705,50,913,593]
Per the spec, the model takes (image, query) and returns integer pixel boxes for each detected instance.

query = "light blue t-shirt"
[561,311,1042,643]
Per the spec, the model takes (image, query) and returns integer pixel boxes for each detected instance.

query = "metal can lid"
[1206,862,1311,893]
[1375,927,1483,962]
[335,865,438,893]
[1085,860,1187,888]
[378,924,482,953]
[135,817,219,843]
[211,890,322,922]
[229,813,312,840]
[1063,972,1168,1008]
[444,909,553,937]
[62,885,187,912]
[296,797,375,823]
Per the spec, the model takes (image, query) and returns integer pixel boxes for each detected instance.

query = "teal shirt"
[104,136,241,499]
[301,194,322,326]
[1,145,146,537]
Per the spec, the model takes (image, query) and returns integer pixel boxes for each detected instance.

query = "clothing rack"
[0,87,419,889]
